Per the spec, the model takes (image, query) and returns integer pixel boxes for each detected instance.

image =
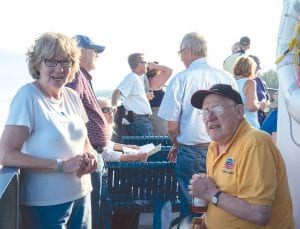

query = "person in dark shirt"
[66,35,109,229]
[249,55,270,125]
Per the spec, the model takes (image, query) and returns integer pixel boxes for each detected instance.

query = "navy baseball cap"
[239,36,250,46]
[75,35,105,53]
[191,84,243,109]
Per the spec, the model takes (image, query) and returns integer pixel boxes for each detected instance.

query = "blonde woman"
[234,56,267,128]
[0,32,97,228]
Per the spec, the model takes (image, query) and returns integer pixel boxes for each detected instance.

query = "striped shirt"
[66,67,109,148]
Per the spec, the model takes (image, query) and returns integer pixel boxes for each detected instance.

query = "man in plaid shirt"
[66,35,109,229]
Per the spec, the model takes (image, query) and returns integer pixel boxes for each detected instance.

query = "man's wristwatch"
[211,191,223,206]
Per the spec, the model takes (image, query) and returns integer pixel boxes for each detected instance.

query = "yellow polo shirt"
[205,120,294,229]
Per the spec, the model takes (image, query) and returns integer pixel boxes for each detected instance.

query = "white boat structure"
[276,0,300,226]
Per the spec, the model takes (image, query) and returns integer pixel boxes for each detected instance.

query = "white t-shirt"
[158,58,238,145]
[223,52,245,75]
[6,83,92,206]
[101,141,123,162]
[117,72,152,115]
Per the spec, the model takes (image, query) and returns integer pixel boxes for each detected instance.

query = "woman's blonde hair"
[26,32,81,82]
[233,56,256,79]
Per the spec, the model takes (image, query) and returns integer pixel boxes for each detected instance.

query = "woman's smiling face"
[38,54,73,91]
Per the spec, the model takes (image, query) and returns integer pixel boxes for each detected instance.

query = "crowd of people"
[0,31,292,229]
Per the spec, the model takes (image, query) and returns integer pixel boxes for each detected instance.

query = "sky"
[0,0,283,98]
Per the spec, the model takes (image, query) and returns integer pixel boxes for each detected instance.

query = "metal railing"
[0,167,19,229]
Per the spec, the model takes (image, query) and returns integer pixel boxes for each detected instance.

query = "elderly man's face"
[202,94,243,146]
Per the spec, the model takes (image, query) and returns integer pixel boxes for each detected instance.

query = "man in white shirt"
[111,53,153,136]
[223,36,251,75]
[158,32,238,228]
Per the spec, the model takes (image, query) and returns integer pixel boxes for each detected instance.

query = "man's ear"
[236,104,244,119]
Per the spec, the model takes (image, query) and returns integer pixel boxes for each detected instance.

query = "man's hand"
[188,173,219,201]
[167,144,178,162]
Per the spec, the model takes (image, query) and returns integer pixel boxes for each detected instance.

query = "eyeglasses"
[177,48,186,57]
[43,58,73,68]
[101,107,113,113]
[201,105,236,120]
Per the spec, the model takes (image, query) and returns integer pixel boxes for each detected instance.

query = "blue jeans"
[99,170,112,229]
[126,114,154,136]
[91,154,104,229]
[20,195,91,229]
[175,144,207,228]
[153,200,172,229]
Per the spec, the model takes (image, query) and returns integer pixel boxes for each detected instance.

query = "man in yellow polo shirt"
[188,84,294,229]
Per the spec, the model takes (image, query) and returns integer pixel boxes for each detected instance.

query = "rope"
[275,22,300,65]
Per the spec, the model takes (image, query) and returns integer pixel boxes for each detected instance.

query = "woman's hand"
[61,155,84,173]
[136,152,148,161]
[77,152,98,177]
[126,144,140,149]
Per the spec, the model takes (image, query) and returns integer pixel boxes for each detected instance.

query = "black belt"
[127,111,151,121]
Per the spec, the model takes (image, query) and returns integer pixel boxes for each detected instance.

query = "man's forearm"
[111,89,120,107]
[167,121,179,145]
[217,192,271,226]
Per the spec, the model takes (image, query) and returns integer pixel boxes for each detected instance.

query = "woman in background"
[145,62,172,135]
[233,56,267,128]
[97,97,147,229]
[249,55,270,125]
[0,32,97,229]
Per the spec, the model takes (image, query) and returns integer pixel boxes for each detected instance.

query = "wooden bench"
[107,136,180,213]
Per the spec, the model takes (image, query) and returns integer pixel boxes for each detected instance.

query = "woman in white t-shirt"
[0,32,97,229]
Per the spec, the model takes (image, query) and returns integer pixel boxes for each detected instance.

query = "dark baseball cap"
[239,36,250,46]
[75,35,105,53]
[249,55,261,70]
[191,84,243,109]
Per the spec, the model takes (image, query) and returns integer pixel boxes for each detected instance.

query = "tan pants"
[151,106,168,136]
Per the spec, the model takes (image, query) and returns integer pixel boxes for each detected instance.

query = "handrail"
[0,166,20,229]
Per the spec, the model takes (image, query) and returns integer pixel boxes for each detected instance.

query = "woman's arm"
[244,79,266,111]
[0,125,90,174]
[148,63,172,90]
[0,125,59,171]
[119,153,148,162]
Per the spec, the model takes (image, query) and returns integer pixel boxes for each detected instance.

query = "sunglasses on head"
[101,107,113,113]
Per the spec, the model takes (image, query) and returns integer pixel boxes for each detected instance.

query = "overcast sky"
[0,0,282,97]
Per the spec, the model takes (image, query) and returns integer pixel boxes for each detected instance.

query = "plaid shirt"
[66,67,109,148]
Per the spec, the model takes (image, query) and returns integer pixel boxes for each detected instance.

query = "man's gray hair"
[180,32,207,57]
[128,53,145,71]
